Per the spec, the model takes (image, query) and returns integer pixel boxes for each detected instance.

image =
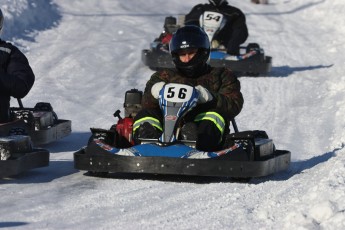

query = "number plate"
[163,83,194,103]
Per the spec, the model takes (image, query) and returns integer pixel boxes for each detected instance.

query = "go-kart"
[9,99,72,145]
[0,99,71,178]
[74,84,290,180]
[0,133,49,178]
[141,12,272,76]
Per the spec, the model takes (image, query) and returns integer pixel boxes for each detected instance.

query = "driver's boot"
[135,122,162,139]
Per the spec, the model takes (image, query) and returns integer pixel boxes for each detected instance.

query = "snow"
[1,0,345,229]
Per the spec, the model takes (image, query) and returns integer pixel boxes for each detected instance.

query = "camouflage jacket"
[141,66,244,120]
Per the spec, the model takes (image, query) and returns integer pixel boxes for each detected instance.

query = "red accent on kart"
[115,117,134,145]
[161,33,173,44]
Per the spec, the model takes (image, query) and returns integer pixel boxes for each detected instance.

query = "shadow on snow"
[0,132,90,184]
[253,144,344,183]
[269,64,333,78]
[0,222,28,229]
[2,0,62,42]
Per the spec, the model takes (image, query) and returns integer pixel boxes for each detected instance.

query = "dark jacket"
[0,39,35,123]
[141,66,243,121]
[185,3,248,55]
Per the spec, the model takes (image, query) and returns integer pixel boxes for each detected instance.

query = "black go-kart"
[0,99,71,178]
[142,43,272,76]
[0,133,49,178]
[74,85,290,181]
[9,100,72,146]
[142,14,272,76]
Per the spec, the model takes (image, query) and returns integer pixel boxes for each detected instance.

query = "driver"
[133,25,243,151]
[185,0,248,55]
[0,9,35,123]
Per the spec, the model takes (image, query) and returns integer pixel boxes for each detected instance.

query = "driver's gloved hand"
[135,122,162,139]
[195,85,213,103]
[151,82,165,99]
[211,40,220,49]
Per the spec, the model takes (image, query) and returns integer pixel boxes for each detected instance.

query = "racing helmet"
[208,0,227,7]
[0,9,4,35]
[169,25,210,77]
